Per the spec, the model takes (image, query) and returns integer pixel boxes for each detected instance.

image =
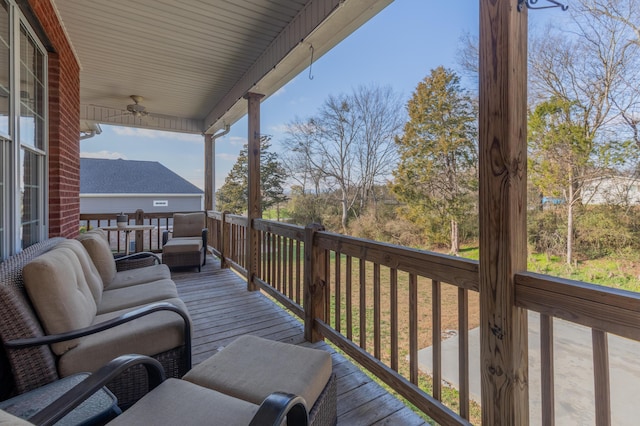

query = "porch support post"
[204,133,214,211]
[245,92,264,291]
[304,223,326,342]
[479,0,529,424]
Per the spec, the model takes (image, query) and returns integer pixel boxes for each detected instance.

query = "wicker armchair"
[28,355,309,426]
[162,212,207,272]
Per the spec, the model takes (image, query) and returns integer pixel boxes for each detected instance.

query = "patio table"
[100,224,155,255]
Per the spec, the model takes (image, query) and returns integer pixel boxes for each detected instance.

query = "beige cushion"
[58,298,189,376]
[0,409,33,425]
[184,335,331,409]
[77,232,117,286]
[108,264,171,289]
[107,379,259,426]
[98,279,179,314]
[162,238,203,254]
[23,247,97,355]
[172,212,204,238]
[56,239,104,304]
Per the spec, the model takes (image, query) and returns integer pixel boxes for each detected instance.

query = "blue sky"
[80,1,555,191]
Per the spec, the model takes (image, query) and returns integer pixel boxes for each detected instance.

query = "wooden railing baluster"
[390,268,398,372]
[359,258,367,350]
[432,279,442,401]
[540,313,554,426]
[592,329,611,426]
[346,255,353,341]
[374,263,381,360]
[409,273,418,385]
[458,287,470,420]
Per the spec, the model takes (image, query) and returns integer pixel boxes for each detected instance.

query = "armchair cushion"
[184,335,332,411]
[108,378,259,426]
[58,298,188,376]
[107,264,172,289]
[56,239,104,304]
[77,231,117,286]
[98,279,179,314]
[23,248,97,355]
[172,212,205,238]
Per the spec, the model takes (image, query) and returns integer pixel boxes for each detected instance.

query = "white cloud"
[268,124,288,134]
[226,136,246,146]
[217,153,238,162]
[80,150,127,160]
[272,87,286,97]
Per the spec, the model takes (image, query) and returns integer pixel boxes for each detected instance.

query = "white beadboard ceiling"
[51,0,393,135]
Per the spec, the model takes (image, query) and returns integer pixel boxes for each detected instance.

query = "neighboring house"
[581,176,640,206]
[80,158,203,214]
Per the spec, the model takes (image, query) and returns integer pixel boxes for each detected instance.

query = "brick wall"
[28,0,80,238]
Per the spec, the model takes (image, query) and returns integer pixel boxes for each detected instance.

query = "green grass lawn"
[457,246,640,293]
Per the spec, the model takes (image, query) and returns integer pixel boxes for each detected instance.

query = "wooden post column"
[304,223,326,342]
[245,92,264,291]
[479,0,529,424]
[204,133,214,211]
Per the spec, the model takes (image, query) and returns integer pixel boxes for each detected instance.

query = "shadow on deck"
[170,255,427,426]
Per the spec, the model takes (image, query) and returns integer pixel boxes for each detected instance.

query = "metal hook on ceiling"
[308,44,315,80]
[518,0,569,11]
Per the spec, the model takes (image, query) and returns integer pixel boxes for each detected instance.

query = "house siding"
[80,196,204,215]
[29,0,81,238]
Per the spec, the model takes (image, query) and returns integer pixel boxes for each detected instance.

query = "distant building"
[80,158,203,214]
[581,176,640,206]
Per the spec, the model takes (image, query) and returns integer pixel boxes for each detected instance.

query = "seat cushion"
[108,264,172,290]
[162,238,203,254]
[23,247,97,355]
[77,232,117,286]
[183,335,332,410]
[172,212,205,238]
[107,379,259,426]
[56,239,104,304]
[98,279,178,314]
[58,298,189,376]
[0,409,33,425]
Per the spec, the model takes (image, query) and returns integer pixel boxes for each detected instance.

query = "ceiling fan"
[123,95,149,118]
[106,95,152,120]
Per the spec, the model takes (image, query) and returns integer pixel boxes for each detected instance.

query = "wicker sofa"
[0,233,192,407]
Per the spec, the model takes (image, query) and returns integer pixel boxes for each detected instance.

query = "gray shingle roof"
[80,158,203,194]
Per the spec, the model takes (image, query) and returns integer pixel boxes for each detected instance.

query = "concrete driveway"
[418,312,640,425]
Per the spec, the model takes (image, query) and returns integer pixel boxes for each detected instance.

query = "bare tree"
[527,2,640,263]
[284,85,403,232]
[351,85,404,211]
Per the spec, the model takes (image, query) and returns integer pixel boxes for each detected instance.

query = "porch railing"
[79,209,175,253]
[207,211,640,426]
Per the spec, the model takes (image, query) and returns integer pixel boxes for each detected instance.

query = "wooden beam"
[245,92,264,291]
[479,0,529,424]
[204,133,213,211]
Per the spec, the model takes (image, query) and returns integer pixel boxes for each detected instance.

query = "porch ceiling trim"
[204,0,393,134]
[81,105,203,134]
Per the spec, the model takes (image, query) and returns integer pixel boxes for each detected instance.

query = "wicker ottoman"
[162,238,204,271]
[183,335,337,426]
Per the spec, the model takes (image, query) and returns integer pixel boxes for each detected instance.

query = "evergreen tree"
[391,67,478,254]
[216,136,287,214]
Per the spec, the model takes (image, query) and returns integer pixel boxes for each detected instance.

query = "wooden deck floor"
[170,256,427,426]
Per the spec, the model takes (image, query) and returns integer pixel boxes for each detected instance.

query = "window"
[0,0,47,259]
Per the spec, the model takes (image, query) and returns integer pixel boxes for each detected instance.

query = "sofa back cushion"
[23,247,97,355]
[57,239,104,304]
[77,231,117,287]
[172,212,204,238]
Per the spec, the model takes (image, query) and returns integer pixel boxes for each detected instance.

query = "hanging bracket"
[518,0,568,11]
